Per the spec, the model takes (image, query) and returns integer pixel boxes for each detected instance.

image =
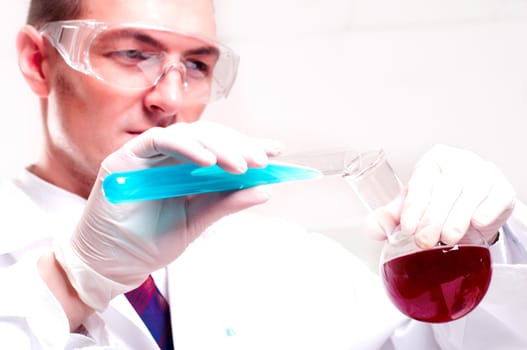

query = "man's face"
[42,0,217,184]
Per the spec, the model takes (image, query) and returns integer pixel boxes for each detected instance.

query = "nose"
[143,64,187,121]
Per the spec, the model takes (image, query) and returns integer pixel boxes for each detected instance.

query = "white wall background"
[2,1,527,270]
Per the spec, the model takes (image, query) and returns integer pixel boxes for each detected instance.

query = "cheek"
[49,73,131,158]
[53,75,115,135]
[181,104,206,123]
[54,70,137,127]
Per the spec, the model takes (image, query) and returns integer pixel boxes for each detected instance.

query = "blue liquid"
[102,162,322,203]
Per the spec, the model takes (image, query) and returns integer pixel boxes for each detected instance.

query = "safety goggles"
[39,20,239,104]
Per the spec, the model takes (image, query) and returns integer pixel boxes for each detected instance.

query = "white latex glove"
[55,121,281,311]
[366,144,516,249]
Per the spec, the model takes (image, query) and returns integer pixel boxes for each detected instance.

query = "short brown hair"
[27,0,83,27]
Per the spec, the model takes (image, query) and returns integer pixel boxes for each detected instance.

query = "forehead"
[79,0,216,39]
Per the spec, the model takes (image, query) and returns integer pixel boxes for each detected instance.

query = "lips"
[126,123,167,137]
[126,127,152,135]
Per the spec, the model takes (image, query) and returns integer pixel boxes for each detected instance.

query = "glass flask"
[343,149,492,323]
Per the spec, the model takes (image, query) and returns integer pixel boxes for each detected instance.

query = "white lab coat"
[1,169,527,349]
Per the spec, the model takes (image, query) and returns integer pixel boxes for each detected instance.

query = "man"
[0,0,526,349]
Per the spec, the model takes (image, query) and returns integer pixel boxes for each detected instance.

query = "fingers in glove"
[411,173,467,248]
[364,194,405,241]
[124,122,280,173]
[256,138,285,157]
[125,125,217,166]
[186,122,277,171]
[400,159,440,240]
[402,145,516,248]
[471,172,516,240]
[439,174,492,245]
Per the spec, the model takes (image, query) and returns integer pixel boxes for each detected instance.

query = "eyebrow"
[184,46,220,59]
[111,29,220,58]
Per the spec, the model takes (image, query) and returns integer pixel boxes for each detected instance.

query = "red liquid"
[381,245,492,323]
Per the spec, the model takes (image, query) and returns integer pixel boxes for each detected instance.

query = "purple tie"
[125,275,174,350]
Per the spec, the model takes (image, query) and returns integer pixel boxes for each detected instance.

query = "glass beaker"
[343,149,492,323]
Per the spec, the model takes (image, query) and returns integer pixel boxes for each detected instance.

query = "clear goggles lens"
[40,20,239,104]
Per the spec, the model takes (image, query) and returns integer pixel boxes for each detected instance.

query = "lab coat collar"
[13,168,87,214]
[0,169,86,255]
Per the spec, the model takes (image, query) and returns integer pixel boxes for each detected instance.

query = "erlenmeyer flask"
[343,149,492,323]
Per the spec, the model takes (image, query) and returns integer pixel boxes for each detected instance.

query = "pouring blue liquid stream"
[102,149,356,203]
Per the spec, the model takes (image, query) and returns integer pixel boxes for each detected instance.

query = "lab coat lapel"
[166,262,182,347]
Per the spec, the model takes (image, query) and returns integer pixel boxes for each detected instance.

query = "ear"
[16,25,50,97]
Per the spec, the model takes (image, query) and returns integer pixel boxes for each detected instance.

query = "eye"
[184,59,210,78]
[105,50,161,66]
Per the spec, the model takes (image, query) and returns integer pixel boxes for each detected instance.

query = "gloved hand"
[55,121,281,311]
[366,144,516,249]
